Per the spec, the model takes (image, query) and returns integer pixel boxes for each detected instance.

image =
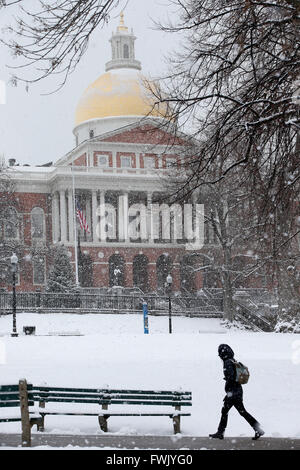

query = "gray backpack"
[232,360,250,384]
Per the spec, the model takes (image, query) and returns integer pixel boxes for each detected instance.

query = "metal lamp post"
[166,274,173,334]
[10,253,18,337]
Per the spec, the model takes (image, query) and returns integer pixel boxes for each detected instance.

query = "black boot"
[252,424,264,440]
[209,431,224,440]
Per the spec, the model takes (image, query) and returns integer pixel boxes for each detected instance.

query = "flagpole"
[71,160,79,287]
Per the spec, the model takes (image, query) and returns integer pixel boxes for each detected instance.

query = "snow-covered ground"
[0,312,299,439]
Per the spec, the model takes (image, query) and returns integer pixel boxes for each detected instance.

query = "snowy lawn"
[0,312,299,438]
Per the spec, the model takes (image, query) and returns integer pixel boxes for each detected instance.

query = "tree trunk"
[273,205,300,331]
[222,245,234,322]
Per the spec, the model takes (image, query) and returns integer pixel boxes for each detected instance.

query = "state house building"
[1,15,211,294]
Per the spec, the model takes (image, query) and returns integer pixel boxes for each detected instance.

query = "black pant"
[218,395,258,434]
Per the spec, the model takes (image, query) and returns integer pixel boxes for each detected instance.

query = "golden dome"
[75,70,170,127]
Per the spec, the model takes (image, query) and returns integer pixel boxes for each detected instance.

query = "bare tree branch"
[1,0,127,90]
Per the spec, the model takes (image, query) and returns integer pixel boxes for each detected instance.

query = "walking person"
[209,344,264,440]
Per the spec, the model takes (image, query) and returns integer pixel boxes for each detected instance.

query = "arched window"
[133,255,149,292]
[4,207,19,239]
[156,254,173,290]
[31,207,45,239]
[180,255,196,294]
[123,44,129,59]
[109,254,125,287]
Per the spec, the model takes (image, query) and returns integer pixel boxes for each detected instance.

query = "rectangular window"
[120,156,132,168]
[165,157,177,168]
[144,157,156,169]
[33,257,46,285]
[4,208,19,239]
[31,210,45,239]
[97,155,109,167]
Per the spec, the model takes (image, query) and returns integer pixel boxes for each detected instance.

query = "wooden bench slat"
[0,393,20,401]
[34,392,191,400]
[36,397,103,404]
[100,413,192,417]
[0,417,22,423]
[34,386,104,394]
[34,386,191,397]
[0,385,20,392]
[102,394,191,401]
[37,411,191,417]
[33,397,191,406]
[0,384,33,392]
[0,401,21,407]
[33,392,190,400]
[0,400,34,407]
[107,400,192,406]
[34,393,103,400]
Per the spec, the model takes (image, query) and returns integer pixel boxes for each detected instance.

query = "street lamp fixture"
[166,274,173,334]
[10,252,18,337]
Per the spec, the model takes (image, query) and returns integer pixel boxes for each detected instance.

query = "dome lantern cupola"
[105,13,141,72]
[74,14,172,144]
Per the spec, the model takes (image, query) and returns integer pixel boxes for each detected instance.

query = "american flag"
[76,201,90,233]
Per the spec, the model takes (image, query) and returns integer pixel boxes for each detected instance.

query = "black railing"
[234,300,274,332]
[0,292,223,317]
[0,291,276,328]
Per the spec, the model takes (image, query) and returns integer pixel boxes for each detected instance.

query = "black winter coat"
[218,344,243,399]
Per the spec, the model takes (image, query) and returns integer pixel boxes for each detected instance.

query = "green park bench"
[32,386,192,434]
[0,380,42,447]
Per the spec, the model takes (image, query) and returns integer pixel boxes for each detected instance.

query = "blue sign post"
[143,301,149,334]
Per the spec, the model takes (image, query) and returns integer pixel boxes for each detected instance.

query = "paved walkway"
[0,434,299,450]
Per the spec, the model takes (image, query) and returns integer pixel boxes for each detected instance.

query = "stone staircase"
[232,289,277,332]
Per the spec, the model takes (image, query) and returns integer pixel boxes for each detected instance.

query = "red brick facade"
[73,153,87,166]
[0,122,211,293]
[102,124,187,146]
[68,245,187,292]
[0,192,52,292]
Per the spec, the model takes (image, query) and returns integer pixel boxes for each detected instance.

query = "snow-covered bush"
[221,319,252,331]
[275,317,300,334]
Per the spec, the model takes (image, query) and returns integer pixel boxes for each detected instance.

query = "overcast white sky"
[0,0,181,166]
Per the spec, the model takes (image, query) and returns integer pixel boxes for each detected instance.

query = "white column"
[52,192,60,243]
[99,190,106,242]
[118,191,129,242]
[112,151,117,170]
[157,154,163,169]
[147,191,154,244]
[68,188,74,243]
[59,190,67,243]
[136,153,140,170]
[124,192,129,243]
[92,190,98,243]
[86,193,92,240]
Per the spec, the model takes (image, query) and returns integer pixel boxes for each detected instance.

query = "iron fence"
[0,291,223,317]
[0,291,276,330]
